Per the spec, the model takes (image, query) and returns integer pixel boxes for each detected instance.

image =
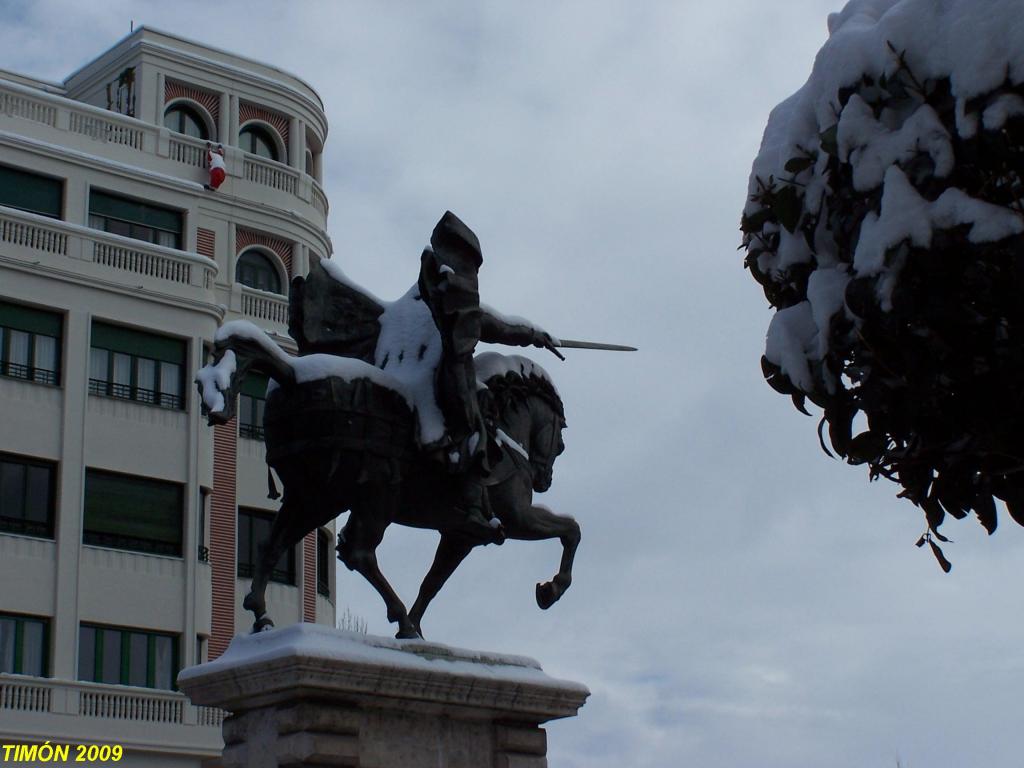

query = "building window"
[239,125,279,161]
[88,190,182,250]
[0,453,55,539]
[163,104,209,140]
[78,624,177,690]
[237,508,294,585]
[0,165,62,219]
[89,321,185,410]
[316,528,331,597]
[239,374,268,440]
[304,149,314,177]
[0,613,48,677]
[0,301,61,385]
[84,470,183,557]
[236,250,282,294]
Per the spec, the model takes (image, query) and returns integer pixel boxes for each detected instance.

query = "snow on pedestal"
[177,624,589,768]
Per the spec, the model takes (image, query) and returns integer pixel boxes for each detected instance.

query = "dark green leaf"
[923,497,945,532]
[792,393,811,416]
[1007,500,1024,528]
[819,125,839,156]
[846,431,887,465]
[771,184,802,233]
[762,356,796,396]
[938,497,969,520]
[817,417,836,459]
[826,407,853,457]
[929,539,953,573]
[740,208,772,234]
[784,156,816,174]
[973,494,997,535]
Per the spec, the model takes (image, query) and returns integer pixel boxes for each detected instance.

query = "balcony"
[239,284,289,327]
[0,675,223,756]
[0,206,217,309]
[0,78,327,225]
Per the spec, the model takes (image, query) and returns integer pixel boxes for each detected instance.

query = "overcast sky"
[4,1,1023,766]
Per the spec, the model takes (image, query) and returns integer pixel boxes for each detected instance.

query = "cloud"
[5,2,1024,766]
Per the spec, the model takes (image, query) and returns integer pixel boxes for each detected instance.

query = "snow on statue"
[197,211,631,638]
[740,0,1024,569]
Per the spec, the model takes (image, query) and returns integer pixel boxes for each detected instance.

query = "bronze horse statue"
[197,325,579,639]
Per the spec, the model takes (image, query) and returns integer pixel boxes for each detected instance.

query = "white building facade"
[0,28,335,766]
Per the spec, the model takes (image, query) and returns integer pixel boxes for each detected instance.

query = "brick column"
[209,421,237,659]
[302,533,316,623]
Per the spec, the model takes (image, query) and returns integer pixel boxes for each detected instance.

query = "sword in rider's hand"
[541,337,638,360]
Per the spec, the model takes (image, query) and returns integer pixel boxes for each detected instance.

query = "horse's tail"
[196,320,296,425]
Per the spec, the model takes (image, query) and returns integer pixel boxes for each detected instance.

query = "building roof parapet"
[61,27,326,139]
[0,66,65,96]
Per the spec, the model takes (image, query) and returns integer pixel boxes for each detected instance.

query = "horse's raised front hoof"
[252,614,275,633]
[536,581,558,609]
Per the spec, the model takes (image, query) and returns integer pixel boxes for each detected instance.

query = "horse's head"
[479,356,567,493]
[528,399,566,493]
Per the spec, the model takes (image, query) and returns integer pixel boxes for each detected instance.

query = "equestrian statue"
[196,211,633,639]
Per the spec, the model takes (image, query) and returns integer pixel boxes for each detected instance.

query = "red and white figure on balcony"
[206,143,226,190]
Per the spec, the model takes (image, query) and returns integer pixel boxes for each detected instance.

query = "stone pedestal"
[178,624,589,768]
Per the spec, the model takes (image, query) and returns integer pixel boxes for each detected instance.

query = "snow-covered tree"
[741,0,1024,569]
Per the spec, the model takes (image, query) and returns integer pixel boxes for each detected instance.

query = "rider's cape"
[288,258,383,365]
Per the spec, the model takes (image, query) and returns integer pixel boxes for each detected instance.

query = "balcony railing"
[1,361,58,385]
[80,688,183,722]
[68,111,144,149]
[238,422,264,440]
[0,674,225,727]
[0,206,217,298]
[0,88,57,127]
[240,285,289,326]
[94,240,196,286]
[1,213,68,255]
[0,78,327,218]
[312,179,329,217]
[88,378,184,410]
[244,154,299,195]
[0,678,51,713]
[168,135,208,169]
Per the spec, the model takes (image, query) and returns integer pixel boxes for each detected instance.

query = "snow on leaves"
[740,0,1024,569]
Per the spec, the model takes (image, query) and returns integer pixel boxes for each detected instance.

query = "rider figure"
[419,213,560,539]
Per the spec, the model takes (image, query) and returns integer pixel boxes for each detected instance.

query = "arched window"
[236,250,282,294]
[239,125,279,161]
[163,104,209,140]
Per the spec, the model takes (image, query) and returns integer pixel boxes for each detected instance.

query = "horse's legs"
[338,499,418,639]
[408,534,475,638]
[504,505,581,610]
[242,497,311,631]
